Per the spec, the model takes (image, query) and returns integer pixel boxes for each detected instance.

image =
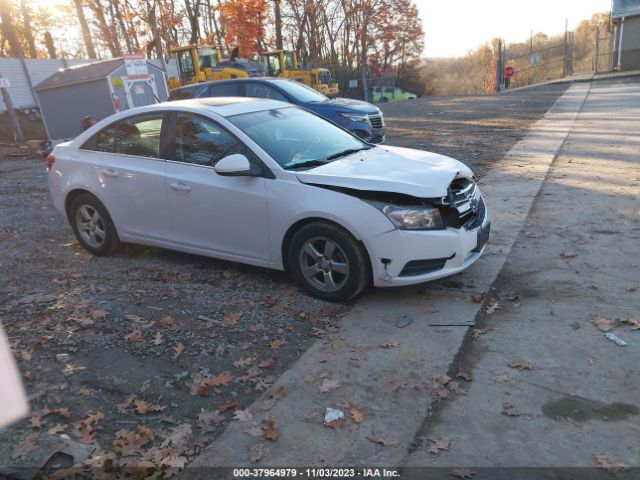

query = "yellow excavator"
[167,44,261,90]
[258,50,339,97]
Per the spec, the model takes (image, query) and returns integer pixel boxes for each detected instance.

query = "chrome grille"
[368,114,384,129]
[441,178,485,230]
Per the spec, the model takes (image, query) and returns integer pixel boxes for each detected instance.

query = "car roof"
[146,97,291,117]
[172,77,294,93]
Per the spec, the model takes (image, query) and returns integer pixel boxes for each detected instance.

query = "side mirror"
[214,153,261,177]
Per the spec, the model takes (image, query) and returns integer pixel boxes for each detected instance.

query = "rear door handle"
[169,182,191,192]
[101,169,118,177]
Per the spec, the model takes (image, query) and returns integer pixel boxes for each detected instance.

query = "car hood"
[310,97,379,114]
[296,146,473,198]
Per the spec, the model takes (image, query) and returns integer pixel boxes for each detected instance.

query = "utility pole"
[563,18,568,77]
[495,38,502,93]
[0,75,24,144]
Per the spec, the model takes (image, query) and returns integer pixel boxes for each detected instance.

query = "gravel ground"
[0,83,568,477]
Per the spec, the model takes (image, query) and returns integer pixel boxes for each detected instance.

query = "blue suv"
[168,78,385,143]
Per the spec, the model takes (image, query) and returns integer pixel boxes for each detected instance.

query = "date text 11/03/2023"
[233,468,400,478]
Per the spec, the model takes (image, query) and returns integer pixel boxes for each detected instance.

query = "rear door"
[164,111,270,261]
[79,112,172,241]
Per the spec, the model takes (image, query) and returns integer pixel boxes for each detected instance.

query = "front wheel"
[288,222,370,302]
[68,193,120,256]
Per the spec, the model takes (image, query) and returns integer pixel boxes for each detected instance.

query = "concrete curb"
[184,83,592,470]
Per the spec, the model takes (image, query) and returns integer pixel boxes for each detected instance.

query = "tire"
[288,222,370,302]
[68,193,120,256]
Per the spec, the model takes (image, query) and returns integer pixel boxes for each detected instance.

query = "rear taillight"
[46,154,55,172]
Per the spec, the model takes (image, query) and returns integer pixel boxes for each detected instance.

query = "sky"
[417,0,613,58]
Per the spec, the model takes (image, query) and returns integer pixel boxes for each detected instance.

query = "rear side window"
[208,83,239,97]
[245,83,287,102]
[384,87,394,93]
[81,113,163,158]
[171,113,245,167]
[169,89,196,101]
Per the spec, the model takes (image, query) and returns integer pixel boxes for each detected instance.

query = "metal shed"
[34,57,168,141]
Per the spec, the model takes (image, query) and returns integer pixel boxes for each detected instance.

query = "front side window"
[229,107,368,169]
[172,113,244,167]
[245,83,287,102]
[178,51,195,77]
[81,114,163,158]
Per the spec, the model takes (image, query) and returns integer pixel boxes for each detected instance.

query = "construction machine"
[258,50,339,97]
[167,45,261,90]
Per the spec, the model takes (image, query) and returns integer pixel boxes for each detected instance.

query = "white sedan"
[47,97,489,302]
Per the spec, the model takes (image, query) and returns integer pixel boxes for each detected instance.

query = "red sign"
[504,66,514,78]
[124,53,149,80]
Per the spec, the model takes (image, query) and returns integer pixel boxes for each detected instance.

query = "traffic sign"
[504,66,514,78]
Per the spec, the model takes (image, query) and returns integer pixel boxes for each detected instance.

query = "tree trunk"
[0,0,24,57]
[19,0,37,58]
[274,0,282,49]
[113,0,133,53]
[44,31,57,58]
[73,0,97,58]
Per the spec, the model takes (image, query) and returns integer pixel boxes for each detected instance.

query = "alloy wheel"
[298,236,350,292]
[75,204,106,248]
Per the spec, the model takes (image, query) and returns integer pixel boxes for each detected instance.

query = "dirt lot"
[0,83,568,477]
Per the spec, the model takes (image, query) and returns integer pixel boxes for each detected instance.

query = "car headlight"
[367,202,444,230]
[339,112,369,123]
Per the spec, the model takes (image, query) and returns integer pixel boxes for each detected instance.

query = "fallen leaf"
[491,373,516,385]
[158,315,175,329]
[258,358,274,368]
[248,443,268,463]
[74,411,104,444]
[223,311,241,327]
[90,309,108,320]
[118,395,165,415]
[263,386,286,410]
[261,418,279,441]
[63,363,86,375]
[270,339,283,350]
[486,302,500,314]
[560,252,578,258]
[391,379,407,392]
[193,371,235,396]
[508,361,533,371]
[470,293,485,303]
[345,403,364,423]
[233,409,253,422]
[124,329,143,343]
[471,328,488,339]
[161,423,192,451]
[216,400,239,412]
[172,342,185,360]
[449,468,476,479]
[152,332,164,345]
[234,357,255,369]
[594,453,628,473]
[456,366,472,381]
[303,373,317,383]
[435,373,452,386]
[263,295,278,306]
[592,316,618,332]
[502,403,521,417]
[20,350,33,361]
[113,426,155,456]
[47,423,67,435]
[368,429,399,447]
[197,409,225,432]
[318,379,339,393]
[326,417,346,429]
[623,318,640,330]
[427,436,450,455]
[380,341,400,348]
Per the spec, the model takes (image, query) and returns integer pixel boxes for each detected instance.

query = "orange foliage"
[219,0,268,57]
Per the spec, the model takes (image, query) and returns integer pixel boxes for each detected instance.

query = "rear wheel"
[69,193,120,256]
[288,222,370,302]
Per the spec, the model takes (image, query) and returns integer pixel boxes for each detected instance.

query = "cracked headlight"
[368,202,444,230]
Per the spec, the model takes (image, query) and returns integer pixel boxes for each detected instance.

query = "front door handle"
[169,182,191,192]
[101,169,118,177]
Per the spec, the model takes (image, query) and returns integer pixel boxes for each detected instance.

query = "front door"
[164,112,270,261]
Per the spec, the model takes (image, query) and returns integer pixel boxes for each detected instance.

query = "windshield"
[270,80,327,103]
[229,107,368,169]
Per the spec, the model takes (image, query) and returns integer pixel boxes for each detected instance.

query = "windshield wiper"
[325,146,372,161]
[283,159,330,170]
